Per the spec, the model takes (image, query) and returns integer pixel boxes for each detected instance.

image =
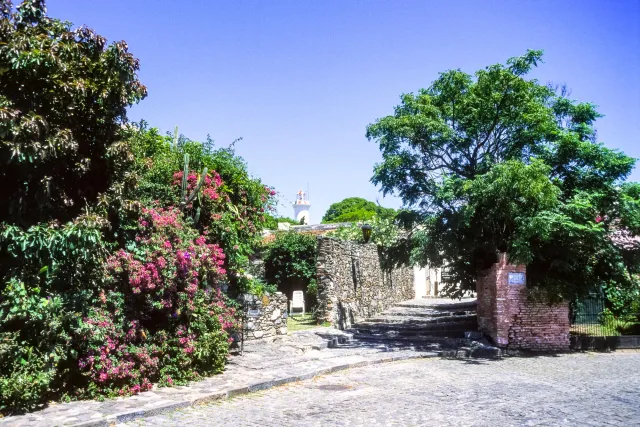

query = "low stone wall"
[476,253,570,351]
[316,237,415,329]
[241,292,288,340]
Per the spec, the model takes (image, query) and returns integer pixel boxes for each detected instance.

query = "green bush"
[0,281,74,413]
[0,1,273,414]
[264,232,318,306]
[122,123,276,293]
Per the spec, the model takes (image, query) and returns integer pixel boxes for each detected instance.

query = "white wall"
[413,266,427,299]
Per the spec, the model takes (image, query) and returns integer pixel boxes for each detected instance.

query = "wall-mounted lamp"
[361,224,372,243]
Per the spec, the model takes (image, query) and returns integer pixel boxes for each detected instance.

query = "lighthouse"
[293,190,311,225]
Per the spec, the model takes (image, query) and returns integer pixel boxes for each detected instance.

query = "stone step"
[366,314,477,325]
[393,300,477,311]
[341,334,503,359]
[351,324,476,338]
[383,308,476,318]
[351,333,473,344]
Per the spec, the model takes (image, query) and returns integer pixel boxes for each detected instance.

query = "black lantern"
[361,224,372,243]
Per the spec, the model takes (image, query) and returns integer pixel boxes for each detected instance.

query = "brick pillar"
[476,253,570,351]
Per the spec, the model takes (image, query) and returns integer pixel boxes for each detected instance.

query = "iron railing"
[571,295,640,337]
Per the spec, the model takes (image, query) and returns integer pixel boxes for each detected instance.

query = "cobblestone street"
[126,352,640,426]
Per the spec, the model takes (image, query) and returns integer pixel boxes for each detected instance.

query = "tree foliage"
[322,197,395,223]
[263,232,318,302]
[0,0,146,226]
[368,50,640,301]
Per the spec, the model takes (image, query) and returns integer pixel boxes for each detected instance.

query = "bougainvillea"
[76,207,237,398]
[123,124,278,293]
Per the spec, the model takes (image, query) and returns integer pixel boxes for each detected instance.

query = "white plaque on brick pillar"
[508,272,525,285]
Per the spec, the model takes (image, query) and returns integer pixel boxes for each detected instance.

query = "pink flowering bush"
[77,207,237,398]
[169,166,277,292]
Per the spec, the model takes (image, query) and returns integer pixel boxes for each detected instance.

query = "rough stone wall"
[316,237,415,329]
[476,253,570,351]
[241,292,288,340]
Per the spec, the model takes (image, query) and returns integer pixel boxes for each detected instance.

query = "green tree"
[322,197,396,223]
[368,50,640,301]
[0,0,146,226]
[263,232,318,304]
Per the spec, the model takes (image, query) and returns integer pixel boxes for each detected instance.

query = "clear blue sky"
[48,0,640,221]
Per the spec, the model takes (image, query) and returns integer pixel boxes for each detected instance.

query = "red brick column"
[476,253,570,351]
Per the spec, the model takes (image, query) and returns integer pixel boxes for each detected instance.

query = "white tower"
[293,190,311,225]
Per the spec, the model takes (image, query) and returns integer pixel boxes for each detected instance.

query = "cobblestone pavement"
[0,330,441,427]
[127,352,640,427]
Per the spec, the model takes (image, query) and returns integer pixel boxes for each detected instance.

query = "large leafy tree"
[0,0,147,226]
[368,50,640,301]
[322,197,396,223]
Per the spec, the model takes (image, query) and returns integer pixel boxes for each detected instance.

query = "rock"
[239,292,288,341]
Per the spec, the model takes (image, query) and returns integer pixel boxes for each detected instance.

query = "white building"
[293,190,311,225]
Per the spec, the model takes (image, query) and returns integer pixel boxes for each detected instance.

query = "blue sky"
[48,0,640,221]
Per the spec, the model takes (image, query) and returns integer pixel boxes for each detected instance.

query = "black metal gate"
[571,294,640,337]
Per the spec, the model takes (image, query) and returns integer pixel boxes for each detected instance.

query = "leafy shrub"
[0,2,266,414]
[264,232,318,306]
[0,214,109,413]
[243,277,278,297]
[0,281,74,413]
[122,123,276,292]
[76,207,236,398]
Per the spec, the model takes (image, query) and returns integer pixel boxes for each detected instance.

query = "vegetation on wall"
[330,215,400,248]
[321,197,396,223]
[368,50,640,301]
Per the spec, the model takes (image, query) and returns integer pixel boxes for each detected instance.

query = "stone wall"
[316,237,415,329]
[241,292,288,340]
[476,253,570,351]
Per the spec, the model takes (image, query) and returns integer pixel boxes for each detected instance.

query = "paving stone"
[0,329,427,427]
[124,352,640,427]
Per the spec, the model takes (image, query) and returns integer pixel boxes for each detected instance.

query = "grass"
[571,317,640,337]
[286,314,332,332]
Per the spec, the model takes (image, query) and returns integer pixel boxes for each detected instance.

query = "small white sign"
[247,309,261,317]
[508,272,526,285]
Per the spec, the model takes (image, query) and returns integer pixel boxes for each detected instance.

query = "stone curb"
[68,353,436,427]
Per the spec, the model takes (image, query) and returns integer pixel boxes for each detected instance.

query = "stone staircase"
[327,298,502,358]
[349,298,480,345]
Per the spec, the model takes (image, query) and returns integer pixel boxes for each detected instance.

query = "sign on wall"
[508,272,526,285]
[247,309,261,317]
